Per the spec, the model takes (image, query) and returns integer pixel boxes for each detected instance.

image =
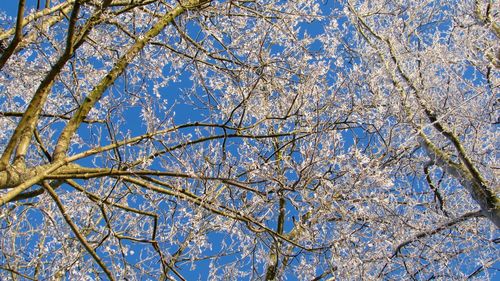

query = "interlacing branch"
[348,2,500,227]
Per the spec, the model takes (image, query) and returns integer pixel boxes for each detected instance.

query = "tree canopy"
[0,0,498,279]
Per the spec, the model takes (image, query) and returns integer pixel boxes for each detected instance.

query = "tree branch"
[52,0,205,160]
[0,0,26,70]
[42,181,115,280]
[391,210,483,258]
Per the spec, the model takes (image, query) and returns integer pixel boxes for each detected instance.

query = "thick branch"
[0,0,26,70]
[0,1,74,41]
[350,9,500,228]
[0,159,68,206]
[52,1,206,160]
[419,135,500,228]
[0,1,82,169]
[0,0,115,170]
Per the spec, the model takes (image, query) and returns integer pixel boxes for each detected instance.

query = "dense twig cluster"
[0,0,498,279]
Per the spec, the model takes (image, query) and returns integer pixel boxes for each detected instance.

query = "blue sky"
[2,0,37,15]
[2,1,497,280]
[0,2,323,279]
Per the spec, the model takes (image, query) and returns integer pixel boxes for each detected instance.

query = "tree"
[0,0,498,279]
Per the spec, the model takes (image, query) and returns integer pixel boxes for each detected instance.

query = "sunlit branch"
[68,129,307,164]
[0,0,112,170]
[349,5,500,227]
[0,158,70,206]
[391,210,483,258]
[49,166,267,196]
[0,0,497,278]
[0,0,26,70]
[12,1,84,165]
[10,180,63,202]
[0,1,74,41]
[52,0,208,160]
[121,175,316,251]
